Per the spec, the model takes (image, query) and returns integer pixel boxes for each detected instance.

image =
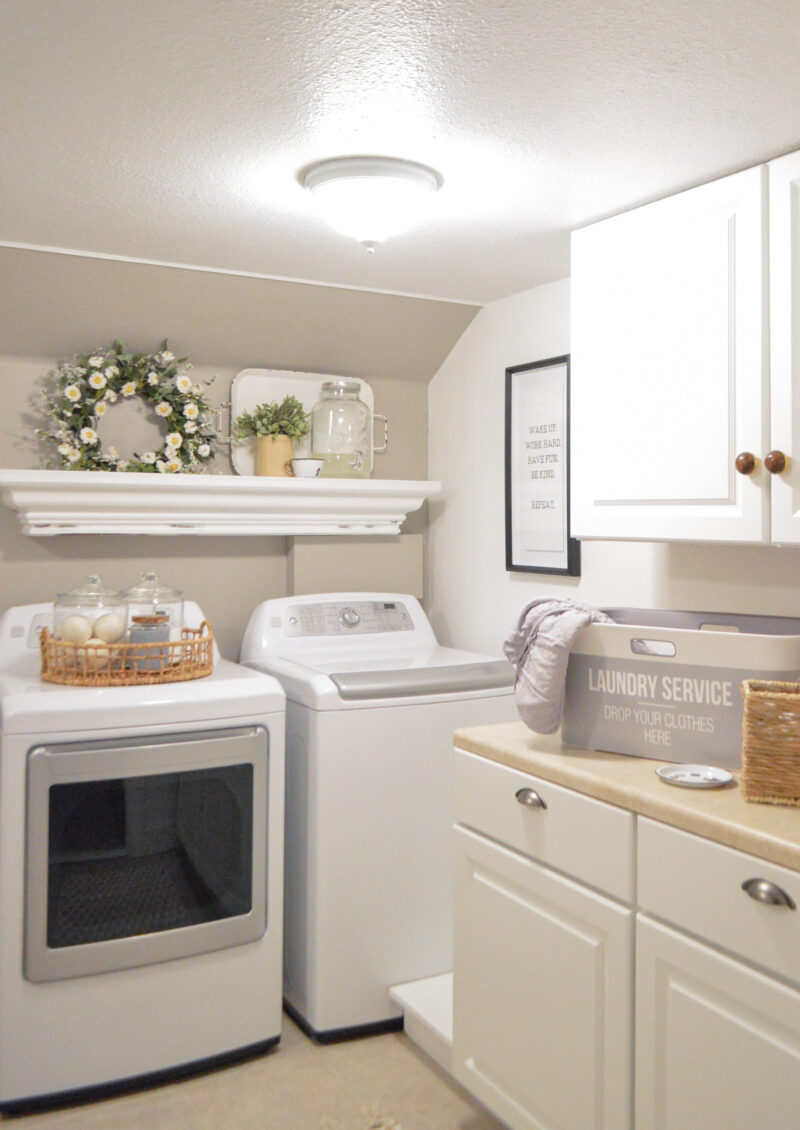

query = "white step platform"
[389,972,453,1074]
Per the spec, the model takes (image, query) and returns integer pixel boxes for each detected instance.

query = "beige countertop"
[454,721,800,873]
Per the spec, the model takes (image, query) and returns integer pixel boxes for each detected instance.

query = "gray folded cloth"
[504,597,615,734]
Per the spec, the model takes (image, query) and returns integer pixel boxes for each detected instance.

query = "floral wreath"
[38,339,217,473]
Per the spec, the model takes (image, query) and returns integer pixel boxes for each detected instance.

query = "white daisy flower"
[88,355,104,368]
[184,421,198,434]
[104,365,119,379]
[104,388,118,402]
[165,458,182,472]
[80,427,99,445]
[122,381,137,397]
[157,350,175,365]
[74,367,87,376]
[64,385,81,402]
[117,459,130,470]
[67,448,81,462]
[183,402,199,420]
[88,373,107,390]
[192,383,203,396]
[197,443,211,458]
[175,375,192,393]
[147,372,159,386]
[165,432,182,449]
[140,451,157,464]
[107,446,119,458]
[155,402,171,417]
[57,442,71,455]
[95,402,107,416]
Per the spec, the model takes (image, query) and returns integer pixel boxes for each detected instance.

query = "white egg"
[56,614,93,644]
[93,612,125,644]
[76,638,112,670]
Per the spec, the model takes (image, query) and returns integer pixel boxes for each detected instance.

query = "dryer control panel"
[285,600,413,637]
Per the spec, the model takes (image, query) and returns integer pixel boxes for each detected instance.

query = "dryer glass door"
[25,726,268,982]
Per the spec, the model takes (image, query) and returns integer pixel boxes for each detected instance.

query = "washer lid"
[330,660,514,700]
[245,645,515,709]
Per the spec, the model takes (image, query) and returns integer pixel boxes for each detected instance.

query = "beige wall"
[428,277,800,657]
[0,248,479,657]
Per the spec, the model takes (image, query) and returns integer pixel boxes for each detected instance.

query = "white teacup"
[291,458,324,478]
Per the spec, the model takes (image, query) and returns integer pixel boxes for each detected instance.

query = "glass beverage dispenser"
[310,380,387,478]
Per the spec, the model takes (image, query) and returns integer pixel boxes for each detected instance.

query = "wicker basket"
[741,679,800,806]
[40,621,214,687]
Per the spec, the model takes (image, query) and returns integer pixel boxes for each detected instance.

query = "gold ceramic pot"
[256,434,294,476]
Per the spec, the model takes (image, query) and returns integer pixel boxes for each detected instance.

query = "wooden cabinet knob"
[735,452,756,475]
[765,450,788,475]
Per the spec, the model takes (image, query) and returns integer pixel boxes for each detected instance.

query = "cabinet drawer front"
[454,748,634,902]
[638,817,800,985]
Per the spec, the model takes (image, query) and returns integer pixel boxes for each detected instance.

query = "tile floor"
[1,1014,506,1130]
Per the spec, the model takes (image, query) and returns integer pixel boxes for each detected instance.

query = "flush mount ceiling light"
[303,156,442,251]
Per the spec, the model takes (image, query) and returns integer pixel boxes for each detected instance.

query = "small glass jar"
[122,571,184,642]
[129,613,171,671]
[53,574,126,645]
[311,380,371,478]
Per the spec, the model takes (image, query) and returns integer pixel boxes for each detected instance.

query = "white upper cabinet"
[571,164,771,543]
[768,149,800,543]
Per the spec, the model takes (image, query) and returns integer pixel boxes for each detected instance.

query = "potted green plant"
[232,395,310,477]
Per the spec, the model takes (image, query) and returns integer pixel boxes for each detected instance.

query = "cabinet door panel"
[571,165,768,542]
[453,826,633,1130]
[636,915,800,1130]
[769,148,800,543]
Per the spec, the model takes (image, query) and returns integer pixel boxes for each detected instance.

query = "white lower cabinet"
[635,817,800,1130]
[635,915,800,1130]
[453,751,800,1130]
[452,751,635,1130]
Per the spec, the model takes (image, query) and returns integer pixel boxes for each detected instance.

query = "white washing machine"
[0,601,285,1111]
[240,592,517,1040]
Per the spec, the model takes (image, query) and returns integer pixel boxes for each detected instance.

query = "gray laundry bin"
[562,609,800,770]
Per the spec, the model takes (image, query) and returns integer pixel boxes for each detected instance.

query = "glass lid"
[56,573,123,607]
[320,379,361,395]
[123,570,182,603]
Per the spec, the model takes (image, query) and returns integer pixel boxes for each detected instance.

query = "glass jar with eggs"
[42,570,210,685]
[53,574,127,651]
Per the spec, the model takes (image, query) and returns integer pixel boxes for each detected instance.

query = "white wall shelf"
[0,469,440,537]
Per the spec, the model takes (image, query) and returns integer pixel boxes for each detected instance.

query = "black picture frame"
[505,355,580,575]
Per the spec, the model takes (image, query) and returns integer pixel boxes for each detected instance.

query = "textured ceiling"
[2,0,800,304]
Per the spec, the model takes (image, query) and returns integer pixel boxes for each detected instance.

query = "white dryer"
[240,592,517,1040]
[0,602,285,1111]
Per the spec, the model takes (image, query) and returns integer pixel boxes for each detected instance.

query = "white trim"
[0,240,482,308]
[0,468,440,537]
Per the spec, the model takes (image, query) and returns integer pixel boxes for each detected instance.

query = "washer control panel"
[285,600,413,636]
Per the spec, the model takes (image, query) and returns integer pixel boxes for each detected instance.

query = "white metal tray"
[229,369,374,476]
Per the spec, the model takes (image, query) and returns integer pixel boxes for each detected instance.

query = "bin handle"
[630,638,677,658]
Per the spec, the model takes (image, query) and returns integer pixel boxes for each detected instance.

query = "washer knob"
[339,606,361,628]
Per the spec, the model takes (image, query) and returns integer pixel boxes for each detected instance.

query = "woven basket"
[741,679,800,806]
[40,621,214,687]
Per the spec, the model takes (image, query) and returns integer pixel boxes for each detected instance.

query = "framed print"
[505,355,580,575]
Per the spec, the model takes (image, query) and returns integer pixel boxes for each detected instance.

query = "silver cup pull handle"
[515,787,547,810]
[741,877,796,910]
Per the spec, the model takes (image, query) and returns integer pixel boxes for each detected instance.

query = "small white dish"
[655,764,734,789]
[291,458,324,478]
